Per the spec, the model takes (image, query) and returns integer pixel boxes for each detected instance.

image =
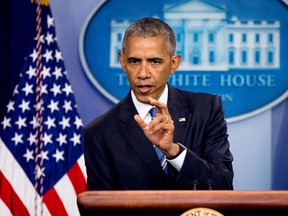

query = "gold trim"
[31,0,49,6]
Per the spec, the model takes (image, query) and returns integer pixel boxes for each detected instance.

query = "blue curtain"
[0,0,35,120]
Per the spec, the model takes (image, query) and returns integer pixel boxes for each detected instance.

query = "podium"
[77,190,288,216]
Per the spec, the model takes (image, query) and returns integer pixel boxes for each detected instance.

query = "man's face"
[119,36,181,104]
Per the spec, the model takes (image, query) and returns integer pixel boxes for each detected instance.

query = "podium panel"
[77,190,288,216]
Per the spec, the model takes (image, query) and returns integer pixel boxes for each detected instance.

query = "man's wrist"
[166,143,186,160]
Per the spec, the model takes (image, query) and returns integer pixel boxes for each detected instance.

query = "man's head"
[122,17,176,56]
[119,18,181,104]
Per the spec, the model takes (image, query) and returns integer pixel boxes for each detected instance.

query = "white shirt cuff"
[166,148,187,172]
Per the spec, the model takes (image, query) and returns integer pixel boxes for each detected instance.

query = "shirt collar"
[131,84,168,120]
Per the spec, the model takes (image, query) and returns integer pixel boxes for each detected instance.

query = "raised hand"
[134,97,180,158]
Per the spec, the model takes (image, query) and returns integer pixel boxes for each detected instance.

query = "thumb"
[134,114,147,129]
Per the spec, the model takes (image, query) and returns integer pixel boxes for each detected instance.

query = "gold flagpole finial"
[31,0,49,6]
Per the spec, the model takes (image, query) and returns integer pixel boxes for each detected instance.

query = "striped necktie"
[149,107,168,175]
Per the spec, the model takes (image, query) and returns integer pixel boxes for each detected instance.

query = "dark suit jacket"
[84,86,234,190]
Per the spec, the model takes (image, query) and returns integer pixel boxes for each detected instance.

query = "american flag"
[0,3,86,216]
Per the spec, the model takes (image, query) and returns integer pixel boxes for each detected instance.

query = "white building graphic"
[109,0,280,71]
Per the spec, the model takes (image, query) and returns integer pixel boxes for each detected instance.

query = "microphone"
[207,179,213,190]
[192,179,199,190]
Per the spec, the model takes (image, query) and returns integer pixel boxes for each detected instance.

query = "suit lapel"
[116,87,192,185]
[168,86,192,145]
[118,94,168,184]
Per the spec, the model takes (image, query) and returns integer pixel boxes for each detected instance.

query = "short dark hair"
[122,17,176,55]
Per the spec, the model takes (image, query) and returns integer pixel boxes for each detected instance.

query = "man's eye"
[152,61,160,64]
[127,59,140,64]
[150,58,163,65]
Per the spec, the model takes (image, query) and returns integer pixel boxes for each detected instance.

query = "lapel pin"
[179,118,186,122]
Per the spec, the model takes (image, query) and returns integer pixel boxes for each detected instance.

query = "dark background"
[0,0,35,120]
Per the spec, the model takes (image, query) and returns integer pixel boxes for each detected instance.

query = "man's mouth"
[136,85,153,94]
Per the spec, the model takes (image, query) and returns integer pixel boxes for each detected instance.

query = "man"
[84,17,233,190]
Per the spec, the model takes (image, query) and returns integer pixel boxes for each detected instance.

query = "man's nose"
[137,64,150,79]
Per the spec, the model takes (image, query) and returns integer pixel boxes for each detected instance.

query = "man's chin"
[135,95,151,104]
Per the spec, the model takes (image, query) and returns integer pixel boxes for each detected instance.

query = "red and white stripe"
[0,138,86,216]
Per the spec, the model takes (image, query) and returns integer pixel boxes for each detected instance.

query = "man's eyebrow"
[148,57,164,62]
[126,57,164,62]
[127,57,141,61]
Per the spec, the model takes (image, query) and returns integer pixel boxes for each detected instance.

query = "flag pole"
[33,0,45,214]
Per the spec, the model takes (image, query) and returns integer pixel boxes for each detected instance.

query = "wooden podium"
[77,190,288,216]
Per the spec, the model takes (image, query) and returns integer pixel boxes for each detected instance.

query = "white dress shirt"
[131,85,187,172]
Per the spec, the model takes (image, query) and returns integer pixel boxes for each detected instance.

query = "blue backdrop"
[0,0,287,190]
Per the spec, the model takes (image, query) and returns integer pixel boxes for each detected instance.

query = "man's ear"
[118,52,126,72]
[170,54,182,74]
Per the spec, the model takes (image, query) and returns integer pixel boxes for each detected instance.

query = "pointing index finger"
[148,97,169,115]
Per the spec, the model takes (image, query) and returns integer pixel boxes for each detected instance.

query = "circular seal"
[181,207,224,216]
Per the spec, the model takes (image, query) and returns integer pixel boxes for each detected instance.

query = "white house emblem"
[80,0,288,123]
